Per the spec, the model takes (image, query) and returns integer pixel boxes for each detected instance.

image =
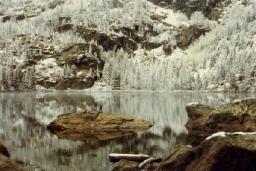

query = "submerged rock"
[186,99,256,146]
[47,112,152,141]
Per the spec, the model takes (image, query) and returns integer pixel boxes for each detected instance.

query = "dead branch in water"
[109,153,151,162]
[138,157,162,169]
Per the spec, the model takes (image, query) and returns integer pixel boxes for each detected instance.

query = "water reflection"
[0,91,254,171]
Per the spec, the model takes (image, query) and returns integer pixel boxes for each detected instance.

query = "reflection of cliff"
[35,92,103,125]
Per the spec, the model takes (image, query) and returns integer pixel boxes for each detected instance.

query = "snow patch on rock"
[206,131,256,140]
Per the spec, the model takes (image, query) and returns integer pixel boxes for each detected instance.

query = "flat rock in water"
[186,99,256,146]
[47,112,152,141]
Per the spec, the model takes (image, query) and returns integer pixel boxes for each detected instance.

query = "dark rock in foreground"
[0,154,25,171]
[0,143,10,157]
[113,159,159,171]
[47,112,152,141]
[0,143,25,171]
[158,133,256,171]
[112,134,256,171]
[186,99,256,146]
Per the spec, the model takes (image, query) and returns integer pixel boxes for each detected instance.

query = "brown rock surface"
[142,41,162,50]
[54,77,94,90]
[0,154,25,171]
[112,159,159,171]
[56,23,73,32]
[2,15,11,23]
[0,143,9,157]
[47,112,152,141]
[186,99,256,146]
[112,159,139,171]
[0,144,25,171]
[112,134,256,171]
[176,25,210,50]
[16,14,26,21]
[158,134,256,171]
[148,0,229,19]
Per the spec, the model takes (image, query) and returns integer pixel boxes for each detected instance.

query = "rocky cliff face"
[148,0,231,19]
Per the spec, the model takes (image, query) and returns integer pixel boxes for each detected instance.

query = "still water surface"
[0,91,254,171]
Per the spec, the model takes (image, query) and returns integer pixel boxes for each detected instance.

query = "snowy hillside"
[0,0,255,92]
[104,0,256,92]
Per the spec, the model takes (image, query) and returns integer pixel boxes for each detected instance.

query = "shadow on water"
[0,91,255,171]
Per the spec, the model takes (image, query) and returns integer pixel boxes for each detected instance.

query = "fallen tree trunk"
[109,153,151,162]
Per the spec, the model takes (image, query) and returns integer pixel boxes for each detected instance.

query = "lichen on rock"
[186,98,256,146]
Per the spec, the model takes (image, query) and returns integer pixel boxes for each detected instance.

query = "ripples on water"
[0,91,255,171]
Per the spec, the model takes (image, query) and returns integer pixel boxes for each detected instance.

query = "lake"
[0,91,254,171]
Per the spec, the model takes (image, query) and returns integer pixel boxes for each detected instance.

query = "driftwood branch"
[138,157,162,169]
[109,153,151,162]
[109,153,162,169]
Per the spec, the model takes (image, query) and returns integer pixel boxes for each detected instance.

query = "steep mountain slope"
[104,0,256,91]
[0,0,255,92]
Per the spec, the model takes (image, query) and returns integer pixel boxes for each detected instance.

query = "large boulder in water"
[47,111,152,141]
[186,98,256,146]
[158,133,256,171]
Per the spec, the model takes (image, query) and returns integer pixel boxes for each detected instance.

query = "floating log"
[109,153,151,162]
